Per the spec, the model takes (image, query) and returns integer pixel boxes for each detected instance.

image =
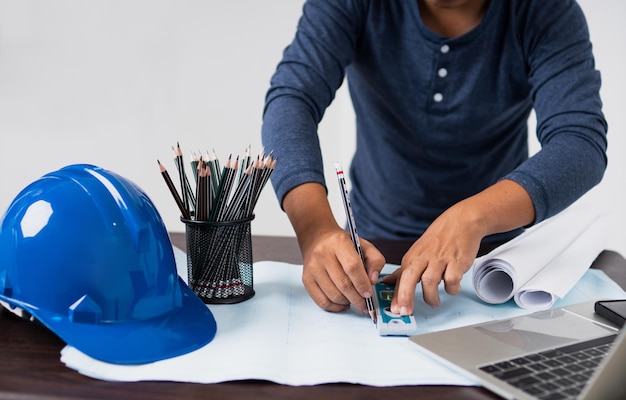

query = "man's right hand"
[283,183,385,313]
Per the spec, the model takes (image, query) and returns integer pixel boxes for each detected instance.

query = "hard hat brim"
[1,277,217,365]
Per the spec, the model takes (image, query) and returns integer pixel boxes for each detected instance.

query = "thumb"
[380,267,402,285]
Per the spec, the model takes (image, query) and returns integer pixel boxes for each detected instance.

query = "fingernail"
[362,290,372,298]
[370,270,379,282]
[400,306,409,316]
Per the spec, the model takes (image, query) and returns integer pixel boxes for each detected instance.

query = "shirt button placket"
[433,44,449,104]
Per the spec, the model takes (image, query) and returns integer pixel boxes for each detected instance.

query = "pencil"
[335,163,377,324]
[190,151,200,183]
[158,159,191,220]
[173,143,196,215]
[208,150,220,199]
[210,155,238,221]
[195,162,210,221]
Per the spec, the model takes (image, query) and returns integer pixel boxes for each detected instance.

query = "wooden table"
[1,234,624,400]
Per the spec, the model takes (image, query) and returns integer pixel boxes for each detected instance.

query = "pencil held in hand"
[335,163,377,325]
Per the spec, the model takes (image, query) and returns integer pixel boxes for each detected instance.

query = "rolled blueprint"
[472,199,608,310]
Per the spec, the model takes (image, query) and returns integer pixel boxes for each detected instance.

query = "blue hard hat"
[0,164,217,364]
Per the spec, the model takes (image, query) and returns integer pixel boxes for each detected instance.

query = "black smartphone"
[594,299,626,327]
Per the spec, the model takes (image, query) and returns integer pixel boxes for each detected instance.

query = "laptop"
[409,300,626,400]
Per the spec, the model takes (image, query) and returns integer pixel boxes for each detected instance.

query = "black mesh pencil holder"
[181,215,255,304]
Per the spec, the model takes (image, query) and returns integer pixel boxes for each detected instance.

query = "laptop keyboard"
[479,334,617,400]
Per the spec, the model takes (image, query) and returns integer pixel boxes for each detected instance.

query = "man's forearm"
[455,178,536,239]
[282,182,340,253]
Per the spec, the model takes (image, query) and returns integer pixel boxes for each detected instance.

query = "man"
[261,0,607,317]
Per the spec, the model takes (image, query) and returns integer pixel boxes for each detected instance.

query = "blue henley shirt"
[261,0,607,241]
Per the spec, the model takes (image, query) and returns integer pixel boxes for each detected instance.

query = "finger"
[391,264,423,316]
[327,256,368,313]
[443,260,465,296]
[420,260,446,308]
[443,266,463,295]
[361,240,386,284]
[302,268,350,312]
[381,267,401,285]
[334,238,376,303]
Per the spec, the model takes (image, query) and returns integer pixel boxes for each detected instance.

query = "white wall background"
[0,1,624,256]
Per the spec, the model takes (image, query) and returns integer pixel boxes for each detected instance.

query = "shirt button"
[433,93,443,102]
[438,68,448,78]
[440,44,450,54]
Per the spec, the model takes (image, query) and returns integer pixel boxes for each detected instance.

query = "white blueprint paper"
[472,199,608,310]
[60,245,625,386]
